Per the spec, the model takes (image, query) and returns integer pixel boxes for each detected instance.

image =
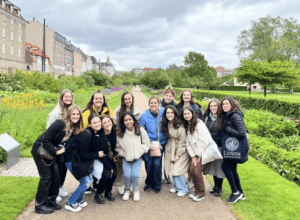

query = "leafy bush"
[214,86,247,91]
[57,75,87,92]
[276,135,300,151]
[80,74,95,87]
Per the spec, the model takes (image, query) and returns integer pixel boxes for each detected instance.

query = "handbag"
[221,133,248,164]
[150,120,162,157]
[37,136,57,166]
[201,141,223,165]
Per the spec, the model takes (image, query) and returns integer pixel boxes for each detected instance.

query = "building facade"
[132,66,144,75]
[73,50,81,76]
[25,43,51,72]
[0,0,28,73]
[215,66,235,77]
[53,33,65,75]
[91,56,99,71]
[100,56,115,76]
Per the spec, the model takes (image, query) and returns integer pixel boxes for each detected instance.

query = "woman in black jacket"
[31,104,83,214]
[203,98,225,197]
[221,97,249,204]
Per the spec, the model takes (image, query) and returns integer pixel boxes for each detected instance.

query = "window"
[2,28,5,38]
[18,35,21,43]
[18,48,21,57]
[1,1,5,8]
[18,63,21,69]
[253,86,257,89]
[2,15,5,22]
[2,44,5,54]
[11,32,13,40]
[11,19,14,26]
[19,23,21,29]
[2,61,5,68]
[11,46,13,56]
[10,62,13,67]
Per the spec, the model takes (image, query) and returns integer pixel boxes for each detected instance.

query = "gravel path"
[16,86,236,220]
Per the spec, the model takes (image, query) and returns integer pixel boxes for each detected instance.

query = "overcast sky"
[13,0,300,71]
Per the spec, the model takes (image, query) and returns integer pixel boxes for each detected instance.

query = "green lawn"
[0,176,39,220]
[206,157,300,220]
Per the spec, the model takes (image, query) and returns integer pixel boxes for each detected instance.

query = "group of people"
[31,85,249,214]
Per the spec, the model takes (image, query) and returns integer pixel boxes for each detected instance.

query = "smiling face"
[93,93,104,108]
[102,117,113,132]
[183,109,193,122]
[149,98,159,112]
[164,92,174,104]
[70,109,80,124]
[166,108,175,122]
[62,92,73,105]
[124,115,134,130]
[182,91,191,103]
[210,101,218,114]
[222,99,232,113]
[124,94,133,108]
[89,117,101,132]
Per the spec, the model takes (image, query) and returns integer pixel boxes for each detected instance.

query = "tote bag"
[221,133,247,164]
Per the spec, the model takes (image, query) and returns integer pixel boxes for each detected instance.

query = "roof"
[0,1,28,23]
[25,43,52,65]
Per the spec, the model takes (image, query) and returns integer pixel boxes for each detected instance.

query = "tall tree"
[236,15,300,65]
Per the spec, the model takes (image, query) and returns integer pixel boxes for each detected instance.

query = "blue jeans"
[122,158,142,192]
[172,175,188,194]
[65,162,92,205]
[142,144,165,189]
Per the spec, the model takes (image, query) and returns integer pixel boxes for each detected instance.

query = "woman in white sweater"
[116,111,150,202]
[180,106,221,202]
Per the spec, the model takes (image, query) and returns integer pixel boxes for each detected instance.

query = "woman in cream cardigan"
[180,106,222,202]
[161,105,190,197]
[115,111,150,202]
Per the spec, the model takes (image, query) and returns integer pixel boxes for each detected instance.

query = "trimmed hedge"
[249,134,300,184]
[213,86,247,91]
[174,88,300,118]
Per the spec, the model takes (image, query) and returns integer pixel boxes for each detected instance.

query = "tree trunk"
[249,84,252,95]
[264,86,267,97]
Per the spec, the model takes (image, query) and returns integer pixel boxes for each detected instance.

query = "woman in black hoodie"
[221,97,249,204]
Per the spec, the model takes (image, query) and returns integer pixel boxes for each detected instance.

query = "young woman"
[161,105,189,196]
[180,106,217,202]
[116,112,150,201]
[82,90,113,128]
[31,104,82,214]
[160,85,178,109]
[140,95,167,193]
[46,89,73,202]
[113,91,141,194]
[221,97,248,203]
[93,115,118,204]
[203,98,225,197]
[64,111,105,212]
[177,89,202,120]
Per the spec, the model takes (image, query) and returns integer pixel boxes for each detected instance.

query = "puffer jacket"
[222,110,249,162]
[140,108,167,145]
[204,115,222,147]
[177,103,203,120]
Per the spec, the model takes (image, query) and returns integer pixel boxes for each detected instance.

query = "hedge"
[173,88,300,118]
[213,86,247,91]
[249,134,300,185]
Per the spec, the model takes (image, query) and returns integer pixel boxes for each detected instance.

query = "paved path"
[8,86,236,220]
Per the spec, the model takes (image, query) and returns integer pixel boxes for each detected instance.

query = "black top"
[205,115,222,147]
[222,110,249,161]
[177,103,203,120]
[31,120,65,158]
[160,99,178,108]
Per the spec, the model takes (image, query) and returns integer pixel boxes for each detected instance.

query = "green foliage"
[80,74,95,87]
[58,75,87,92]
[215,86,247,91]
[140,69,169,89]
[276,135,300,151]
[83,70,113,87]
[214,74,235,86]
[0,176,39,220]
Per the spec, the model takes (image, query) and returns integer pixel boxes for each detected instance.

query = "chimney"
[33,17,35,21]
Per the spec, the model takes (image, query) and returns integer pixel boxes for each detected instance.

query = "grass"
[0,176,39,220]
[206,157,300,220]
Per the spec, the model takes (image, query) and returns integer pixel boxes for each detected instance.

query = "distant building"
[100,56,115,76]
[81,51,87,73]
[1,0,29,73]
[25,43,51,72]
[215,66,235,77]
[144,67,156,73]
[53,32,65,75]
[91,56,100,71]
[234,77,262,91]
[178,65,185,70]
[132,66,144,75]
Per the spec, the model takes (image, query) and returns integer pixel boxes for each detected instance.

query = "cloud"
[12,0,300,71]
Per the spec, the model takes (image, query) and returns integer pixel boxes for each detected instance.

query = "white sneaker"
[189,193,196,199]
[118,185,125,195]
[177,192,186,197]
[122,190,131,201]
[133,191,140,202]
[77,200,88,208]
[56,195,62,203]
[169,188,177,193]
[186,179,194,189]
[193,195,205,202]
[59,187,69,197]
[65,203,82,212]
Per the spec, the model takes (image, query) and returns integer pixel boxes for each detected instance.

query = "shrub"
[80,74,95,87]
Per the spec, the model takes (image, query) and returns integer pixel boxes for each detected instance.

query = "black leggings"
[97,167,117,195]
[221,160,243,194]
[33,156,60,207]
[59,162,68,187]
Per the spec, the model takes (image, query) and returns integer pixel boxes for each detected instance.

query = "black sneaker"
[214,188,222,197]
[210,186,216,194]
[154,188,161,193]
[240,193,246,200]
[226,192,243,203]
[85,186,92,195]
[144,186,152,192]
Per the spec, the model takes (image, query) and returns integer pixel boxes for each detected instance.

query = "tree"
[236,60,300,96]
[183,51,216,85]
[236,15,300,65]
[140,69,169,89]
